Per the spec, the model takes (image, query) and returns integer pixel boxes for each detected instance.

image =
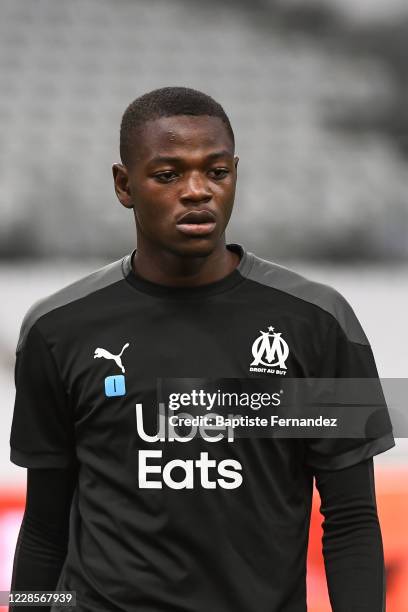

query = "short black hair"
[119,86,234,167]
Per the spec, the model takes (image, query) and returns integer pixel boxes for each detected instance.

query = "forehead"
[133,115,234,162]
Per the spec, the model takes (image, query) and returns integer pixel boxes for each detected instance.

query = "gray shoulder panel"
[16,254,130,352]
[242,252,369,345]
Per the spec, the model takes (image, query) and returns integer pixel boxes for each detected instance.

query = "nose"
[180,171,212,203]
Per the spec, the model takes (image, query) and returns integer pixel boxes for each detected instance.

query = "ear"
[234,156,239,170]
[112,163,133,209]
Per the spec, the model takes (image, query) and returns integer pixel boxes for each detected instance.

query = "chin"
[170,238,218,259]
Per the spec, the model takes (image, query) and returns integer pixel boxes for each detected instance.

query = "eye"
[209,168,229,180]
[154,171,178,183]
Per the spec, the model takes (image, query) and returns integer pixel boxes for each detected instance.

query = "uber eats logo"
[135,402,242,491]
[135,386,283,491]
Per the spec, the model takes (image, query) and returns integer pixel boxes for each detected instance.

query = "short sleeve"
[10,321,76,468]
[304,294,395,471]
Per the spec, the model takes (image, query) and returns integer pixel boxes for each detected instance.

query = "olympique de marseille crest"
[250,326,289,372]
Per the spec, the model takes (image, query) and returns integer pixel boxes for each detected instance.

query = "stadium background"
[0,0,407,609]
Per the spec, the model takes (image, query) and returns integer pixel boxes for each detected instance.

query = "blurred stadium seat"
[0,0,407,260]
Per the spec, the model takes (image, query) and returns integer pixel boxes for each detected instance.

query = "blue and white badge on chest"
[93,341,130,397]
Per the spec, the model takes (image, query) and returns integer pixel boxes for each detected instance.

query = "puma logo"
[94,342,130,373]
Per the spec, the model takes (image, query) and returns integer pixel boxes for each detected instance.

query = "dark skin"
[112,115,240,286]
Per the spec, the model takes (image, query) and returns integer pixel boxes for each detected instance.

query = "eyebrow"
[148,150,232,165]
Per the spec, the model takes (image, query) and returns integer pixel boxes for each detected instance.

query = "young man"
[10,87,395,611]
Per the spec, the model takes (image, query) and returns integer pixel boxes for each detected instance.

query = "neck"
[131,234,240,287]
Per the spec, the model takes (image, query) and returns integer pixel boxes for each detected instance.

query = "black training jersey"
[10,242,395,612]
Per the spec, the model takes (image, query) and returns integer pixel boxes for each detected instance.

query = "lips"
[175,209,217,237]
[176,209,216,225]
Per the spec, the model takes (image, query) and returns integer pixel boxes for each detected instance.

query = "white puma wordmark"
[94,342,130,373]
